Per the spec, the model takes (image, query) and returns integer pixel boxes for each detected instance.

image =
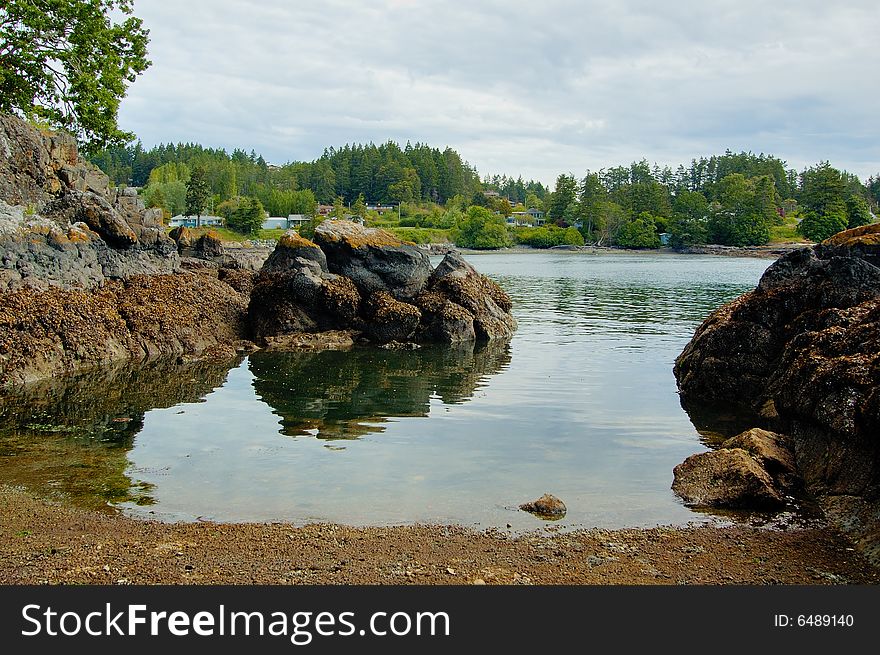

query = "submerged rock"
[520,493,567,519]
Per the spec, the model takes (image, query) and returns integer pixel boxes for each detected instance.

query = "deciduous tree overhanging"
[0,0,150,152]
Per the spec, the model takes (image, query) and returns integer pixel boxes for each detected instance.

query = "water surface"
[0,251,771,531]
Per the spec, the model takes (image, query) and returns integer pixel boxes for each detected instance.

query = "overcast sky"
[119,0,880,186]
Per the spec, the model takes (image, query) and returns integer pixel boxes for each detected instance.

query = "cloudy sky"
[119,0,879,186]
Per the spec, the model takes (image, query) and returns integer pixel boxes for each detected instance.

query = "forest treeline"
[90,140,879,248]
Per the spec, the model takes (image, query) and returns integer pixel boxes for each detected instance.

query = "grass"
[768,215,811,245]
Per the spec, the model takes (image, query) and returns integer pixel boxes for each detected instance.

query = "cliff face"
[0,114,177,292]
[674,224,880,559]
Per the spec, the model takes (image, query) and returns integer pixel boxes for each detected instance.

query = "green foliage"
[668,190,709,248]
[615,213,661,249]
[0,0,150,151]
[515,227,554,248]
[452,206,513,250]
[798,208,848,242]
[549,173,577,220]
[227,196,265,235]
[387,227,451,244]
[353,193,367,219]
[845,194,872,229]
[705,174,773,246]
[515,225,584,248]
[298,215,326,240]
[185,165,210,217]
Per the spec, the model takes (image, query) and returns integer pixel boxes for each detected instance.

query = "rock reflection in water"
[0,357,241,510]
[249,339,512,440]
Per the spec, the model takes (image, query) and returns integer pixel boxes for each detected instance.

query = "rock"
[247,253,362,342]
[314,219,432,301]
[169,225,193,249]
[192,231,224,258]
[363,291,421,343]
[672,449,785,510]
[424,252,516,340]
[0,113,180,291]
[262,231,327,273]
[45,189,138,247]
[720,428,799,492]
[519,493,567,519]
[674,229,880,554]
[261,330,356,352]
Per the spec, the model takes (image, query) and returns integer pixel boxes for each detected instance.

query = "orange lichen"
[822,224,880,247]
[279,232,319,249]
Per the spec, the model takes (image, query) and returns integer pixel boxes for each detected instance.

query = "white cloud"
[120,0,880,184]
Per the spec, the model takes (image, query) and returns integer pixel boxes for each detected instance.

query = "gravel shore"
[1,486,876,585]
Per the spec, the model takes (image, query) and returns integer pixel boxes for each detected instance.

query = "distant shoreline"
[447,242,810,260]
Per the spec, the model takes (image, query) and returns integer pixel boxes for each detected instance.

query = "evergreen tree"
[185,165,210,220]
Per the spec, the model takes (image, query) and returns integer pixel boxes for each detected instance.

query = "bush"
[615,213,660,249]
[452,206,512,249]
[227,196,265,235]
[797,208,848,242]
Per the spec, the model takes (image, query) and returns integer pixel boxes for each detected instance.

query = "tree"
[578,173,607,241]
[452,206,512,249]
[669,190,709,248]
[0,0,150,151]
[548,173,577,220]
[331,196,346,220]
[845,194,872,229]
[185,165,210,220]
[353,193,367,219]
[706,174,772,246]
[797,163,849,241]
[798,208,848,242]
[615,213,661,249]
[227,196,264,235]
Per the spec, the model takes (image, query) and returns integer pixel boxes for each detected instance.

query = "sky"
[118,0,880,186]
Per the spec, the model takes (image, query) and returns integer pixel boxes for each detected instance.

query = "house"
[261,214,313,231]
[317,204,334,216]
[508,208,546,227]
[169,215,224,228]
[366,204,395,215]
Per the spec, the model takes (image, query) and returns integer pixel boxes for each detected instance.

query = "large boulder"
[674,224,880,557]
[672,448,786,510]
[314,219,432,301]
[424,252,516,340]
[247,237,362,343]
[363,291,421,343]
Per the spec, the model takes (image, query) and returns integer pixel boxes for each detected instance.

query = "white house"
[169,215,224,228]
[261,214,313,230]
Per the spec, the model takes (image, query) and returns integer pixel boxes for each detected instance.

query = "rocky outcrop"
[672,429,798,510]
[0,114,177,291]
[314,220,432,301]
[1,114,516,383]
[0,270,253,387]
[674,224,880,558]
[420,251,516,341]
[249,223,516,347]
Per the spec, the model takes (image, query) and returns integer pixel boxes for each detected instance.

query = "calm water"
[0,252,771,531]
